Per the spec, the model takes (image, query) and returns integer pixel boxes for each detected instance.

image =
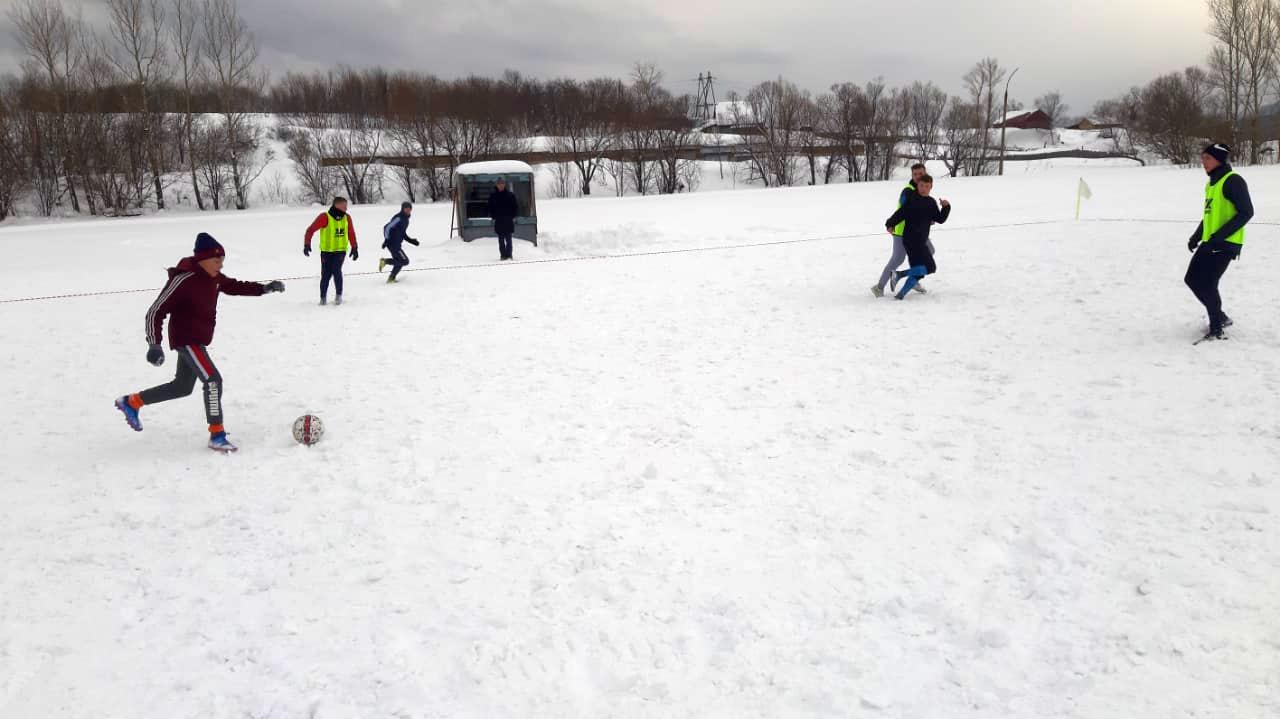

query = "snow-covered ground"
[1,164,1277,718]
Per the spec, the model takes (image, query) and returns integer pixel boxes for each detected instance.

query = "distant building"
[993,109,1053,130]
[1067,118,1124,131]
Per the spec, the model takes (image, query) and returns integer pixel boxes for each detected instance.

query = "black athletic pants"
[320,251,346,299]
[138,345,224,426]
[904,236,937,274]
[1185,243,1238,332]
[497,233,513,260]
[386,245,409,279]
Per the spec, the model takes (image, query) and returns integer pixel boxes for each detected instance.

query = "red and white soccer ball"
[292,414,324,446]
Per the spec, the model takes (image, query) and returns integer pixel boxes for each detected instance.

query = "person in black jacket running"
[884,175,951,300]
[1186,142,1254,342]
[488,178,520,261]
[380,202,420,283]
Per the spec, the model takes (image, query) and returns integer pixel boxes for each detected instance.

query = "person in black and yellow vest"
[304,196,359,306]
[1186,143,1253,342]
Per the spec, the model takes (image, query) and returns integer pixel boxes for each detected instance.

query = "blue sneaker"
[208,432,239,453]
[115,396,143,432]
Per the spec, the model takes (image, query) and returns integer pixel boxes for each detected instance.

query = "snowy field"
[1,165,1278,718]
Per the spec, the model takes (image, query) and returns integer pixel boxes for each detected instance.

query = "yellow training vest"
[319,213,351,252]
[1203,172,1245,246]
[893,184,913,237]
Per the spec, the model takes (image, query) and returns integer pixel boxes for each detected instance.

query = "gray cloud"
[0,0,1212,112]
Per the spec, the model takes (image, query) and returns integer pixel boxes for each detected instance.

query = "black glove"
[263,280,285,293]
[1188,235,1199,253]
[146,344,165,366]
[303,245,311,257]
[350,247,359,261]
[407,238,420,246]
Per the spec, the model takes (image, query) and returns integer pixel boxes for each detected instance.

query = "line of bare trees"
[1092,0,1280,166]
[1,0,269,220]
[274,62,704,204]
[4,0,1279,221]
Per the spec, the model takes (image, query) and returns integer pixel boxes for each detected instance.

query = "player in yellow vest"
[1185,143,1253,342]
[873,163,929,298]
[304,196,360,306]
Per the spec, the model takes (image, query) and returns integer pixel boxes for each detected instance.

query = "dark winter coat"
[488,189,519,236]
[146,257,265,349]
[886,192,950,247]
[382,211,415,249]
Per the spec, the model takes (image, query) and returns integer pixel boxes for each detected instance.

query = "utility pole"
[999,67,1021,176]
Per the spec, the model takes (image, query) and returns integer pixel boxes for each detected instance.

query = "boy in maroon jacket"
[115,233,285,453]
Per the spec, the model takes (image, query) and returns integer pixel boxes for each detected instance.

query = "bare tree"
[735,77,809,187]
[876,87,912,180]
[796,94,828,185]
[1034,91,1070,128]
[104,0,170,208]
[0,86,27,220]
[285,130,336,204]
[651,94,698,194]
[1092,88,1142,154]
[1208,0,1248,146]
[1135,69,1213,164]
[908,81,949,163]
[941,99,982,177]
[202,0,268,209]
[963,57,1006,175]
[9,0,84,211]
[822,82,866,182]
[548,77,624,196]
[855,79,890,181]
[1236,0,1278,163]
[172,0,205,209]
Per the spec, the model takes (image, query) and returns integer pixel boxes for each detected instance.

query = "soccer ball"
[292,414,324,446]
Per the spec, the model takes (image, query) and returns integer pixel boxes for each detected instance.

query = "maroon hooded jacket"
[146,257,265,349]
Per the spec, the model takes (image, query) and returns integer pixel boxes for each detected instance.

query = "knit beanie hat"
[193,232,225,261]
[1203,142,1231,165]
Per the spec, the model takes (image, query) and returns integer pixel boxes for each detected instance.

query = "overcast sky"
[0,0,1211,113]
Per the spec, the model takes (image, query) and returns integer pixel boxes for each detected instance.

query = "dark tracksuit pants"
[320,251,346,299]
[1185,242,1239,331]
[497,233,513,260]
[385,242,409,279]
[904,237,937,275]
[895,237,937,296]
[138,345,224,426]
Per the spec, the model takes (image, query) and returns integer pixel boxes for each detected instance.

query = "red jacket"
[303,209,358,251]
[146,257,265,349]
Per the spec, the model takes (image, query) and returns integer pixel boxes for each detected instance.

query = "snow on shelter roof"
[454,160,535,176]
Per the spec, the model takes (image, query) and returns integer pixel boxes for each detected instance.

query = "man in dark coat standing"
[488,177,520,261]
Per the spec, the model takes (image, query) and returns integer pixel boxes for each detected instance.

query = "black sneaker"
[1197,328,1229,344]
[889,271,901,293]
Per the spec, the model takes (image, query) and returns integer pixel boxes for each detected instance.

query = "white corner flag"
[1076,178,1093,219]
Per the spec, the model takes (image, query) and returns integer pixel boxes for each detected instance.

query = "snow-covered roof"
[455,160,535,176]
[715,100,753,121]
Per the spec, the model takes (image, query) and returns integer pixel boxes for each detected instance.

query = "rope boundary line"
[0,218,1263,305]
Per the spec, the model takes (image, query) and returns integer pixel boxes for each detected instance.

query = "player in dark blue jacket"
[884,175,951,300]
[379,202,420,283]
